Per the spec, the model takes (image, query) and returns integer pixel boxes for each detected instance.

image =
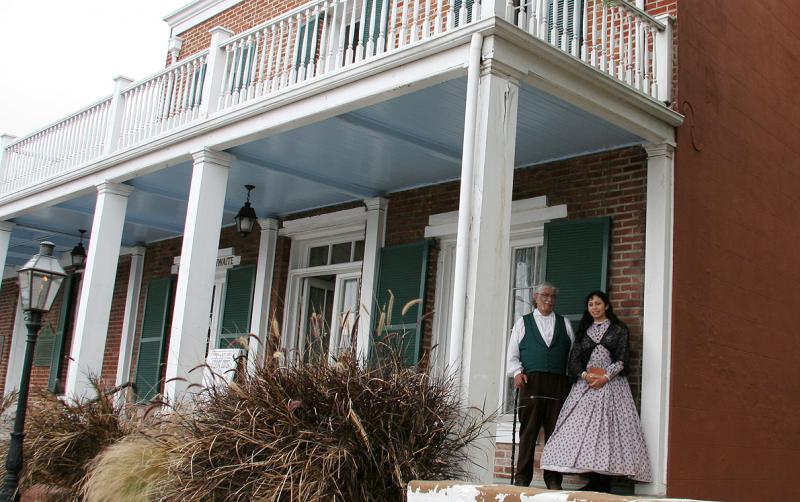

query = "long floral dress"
[539,320,652,482]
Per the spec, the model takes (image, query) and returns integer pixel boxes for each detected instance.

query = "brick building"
[0,0,797,500]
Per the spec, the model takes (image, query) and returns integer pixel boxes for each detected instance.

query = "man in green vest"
[506,281,574,489]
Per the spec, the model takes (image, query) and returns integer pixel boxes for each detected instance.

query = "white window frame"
[280,207,368,362]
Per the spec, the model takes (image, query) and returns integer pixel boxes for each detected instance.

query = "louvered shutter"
[453,0,475,26]
[547,0,581,48]
[217,265,256,349]
[33,324,56,367]
[134,276,174,403]
[540,217,611,327]
[372,240,430,366]
[48,274,77,392]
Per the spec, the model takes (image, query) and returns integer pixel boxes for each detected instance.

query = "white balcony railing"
[0,0,671,199]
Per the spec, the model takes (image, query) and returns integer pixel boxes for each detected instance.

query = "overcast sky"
[0,0,190,138]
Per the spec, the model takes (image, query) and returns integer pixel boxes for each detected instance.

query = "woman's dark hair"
[574,290,625,339]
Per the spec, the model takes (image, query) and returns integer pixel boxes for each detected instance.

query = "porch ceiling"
[5,77,643,268]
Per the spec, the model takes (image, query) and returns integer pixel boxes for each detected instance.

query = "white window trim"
[426,196,567,415]
[280,207,368,362]
[164,0,246,37]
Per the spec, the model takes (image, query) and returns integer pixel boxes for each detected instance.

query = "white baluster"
[264,26,277,93]
[222,45,236,106]
[634,17,642,90]
[600,2,608,71]
[232,41,244,103]
[310,7,322,75]
[367,0,379,56]
[434,0,443,34]
[571,0,580,56]
[298,10,311,82]
[581,0,588,60]
[617,10,625,80]
[286,17,298,85]
[337,0,349,68]
[256,30,268,95]
[245,35,258,100]
[412,0,421,39]
[474,0,481,22]
[609,6,616,77]
[421,0,430,39]
[356,0,368,60]
[457,0,466,28]
[401,0,410,44]
[347,0,359,62]
[643,24,652,94]
[626,13,634,85]
[515,0,524,29]
[141,80,156,139]
[317,3,330,75]
[276,21,287,89]
[179,65,192,123]
[378,0,389,52]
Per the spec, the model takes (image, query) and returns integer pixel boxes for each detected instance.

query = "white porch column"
[4,304,26,397]
[115,246,146,388]
[164,148,233,403]
[357,197,387,362]
[455,67,519,482]
[65,182,133,400]
[247,218,279,373]
[0,221,14,278]
[638,143,675,496]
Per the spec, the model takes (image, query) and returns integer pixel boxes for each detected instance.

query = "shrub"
[114,349,492,501]
[0,379,133,498]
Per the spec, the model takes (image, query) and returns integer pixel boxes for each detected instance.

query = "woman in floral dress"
[540,291,651,493]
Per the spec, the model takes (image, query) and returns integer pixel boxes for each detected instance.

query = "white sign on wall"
[203,348,245,389]
[171,247,241,274]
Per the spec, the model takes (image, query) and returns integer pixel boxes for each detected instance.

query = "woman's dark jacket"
[566,322,630,380]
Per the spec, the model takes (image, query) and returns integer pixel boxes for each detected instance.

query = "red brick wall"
[174,0,315,60]
[100,257,132,384]
[668,1,800,500]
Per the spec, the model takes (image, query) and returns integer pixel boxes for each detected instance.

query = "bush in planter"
[85,346,493,501]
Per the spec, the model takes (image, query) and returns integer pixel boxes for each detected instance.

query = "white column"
[637,143,675,496]
[357,197,387,363]
[200,27,234,117]
[247,218,279,373]
[65,182,133,400]
[164,148,233,403]
[0,221,15,278]
[4,303,26,397]
[457,68,519,482]
[0,134,17,195]
[102,76,134,156]
[114,246,146,389]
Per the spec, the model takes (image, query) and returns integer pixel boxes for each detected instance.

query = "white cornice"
[164,0,245,36]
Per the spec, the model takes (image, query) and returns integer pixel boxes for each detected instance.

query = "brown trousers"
[513,371,571,488]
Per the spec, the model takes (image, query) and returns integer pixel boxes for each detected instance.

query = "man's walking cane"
[510,387,519,485]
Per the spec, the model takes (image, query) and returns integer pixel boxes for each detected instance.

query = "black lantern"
[234,184,257,237]
[3,242,66,501]
[70,229,87,268]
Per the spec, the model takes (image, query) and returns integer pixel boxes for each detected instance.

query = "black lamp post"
[2,242,66,502]
[234,184,257,237]
[70,229,87,269]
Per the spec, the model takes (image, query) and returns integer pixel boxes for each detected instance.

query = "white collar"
[533,309,554,318]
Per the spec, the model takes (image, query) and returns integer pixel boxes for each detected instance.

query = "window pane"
[335,278,360,355]
[331,242,353,264]
[353,240,365,261]
[504,245,541,414]
[309,245,328,267]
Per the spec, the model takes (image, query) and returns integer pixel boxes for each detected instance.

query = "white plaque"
[203,348,245,388]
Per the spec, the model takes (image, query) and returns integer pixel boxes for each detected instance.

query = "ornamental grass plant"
[136,346,491,501]
[0,379,133,499]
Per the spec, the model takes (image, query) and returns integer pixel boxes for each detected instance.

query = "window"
[502,245,542,413]
[307,240,365,267]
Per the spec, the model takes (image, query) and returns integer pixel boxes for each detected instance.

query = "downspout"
[448,33,483,384]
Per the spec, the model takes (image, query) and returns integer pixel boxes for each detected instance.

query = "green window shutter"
[547,0,581,48]
[372,240,430,366]
[453,0,475,26]
[33,324,56,367]
[361,0,387,48]
[134,276,174,403]
[295,14,326,72]
[540,217,611,326]
[48,274,77,393]
[218,265,256,349]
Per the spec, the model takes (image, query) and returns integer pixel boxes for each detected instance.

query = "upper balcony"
[0,0,678,211]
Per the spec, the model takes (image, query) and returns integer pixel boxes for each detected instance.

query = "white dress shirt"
[506,309,575,377]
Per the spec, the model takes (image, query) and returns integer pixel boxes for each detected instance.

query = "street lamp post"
[2,242,65,502]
